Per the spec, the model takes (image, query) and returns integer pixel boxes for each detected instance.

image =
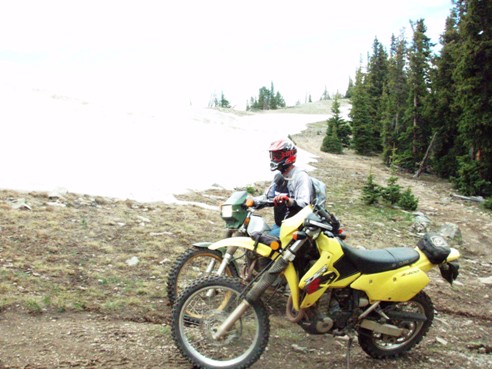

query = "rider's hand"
[274,195,293,207]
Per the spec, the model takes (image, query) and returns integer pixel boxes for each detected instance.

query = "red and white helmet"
[269,139,297,172]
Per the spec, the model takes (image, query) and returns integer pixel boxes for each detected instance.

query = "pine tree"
[321,86,330,100]
[397,19,434,170]
[333,94,351,147]
[321,94,350,153]
[247,83,286,111]
[345,77,354,98]
[269,82,277,109]
[429,9,463,178]
[366,38,389,153]
[350,67,374,155]
[320,127,343,154]
[361,173,381,205]
[453,0,492,195]
[219,92,231,108]
[381,33,408,165]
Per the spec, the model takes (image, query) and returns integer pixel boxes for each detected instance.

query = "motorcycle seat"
[341,244,420,274]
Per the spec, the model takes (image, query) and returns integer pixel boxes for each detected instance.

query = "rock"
[137,216,151,223]
[412,212,430,233]
[438,223,462,244]
[126,256,139,266]
[11,199,32,211]
[478,276,492,285]
[291,344,307,352]
[436,336,448,345]
[48,188,68,199]
[47,202,66,208]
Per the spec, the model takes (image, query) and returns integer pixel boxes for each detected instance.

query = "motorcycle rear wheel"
[166,247,240,305]
[358,291,434,359]
[171,276,270,369]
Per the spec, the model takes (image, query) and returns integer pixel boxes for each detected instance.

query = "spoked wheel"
[166,247,240,305]
[358,291,434,359]
[171,276,270,369]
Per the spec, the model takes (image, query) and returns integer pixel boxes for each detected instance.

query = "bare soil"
[1,119,491,369]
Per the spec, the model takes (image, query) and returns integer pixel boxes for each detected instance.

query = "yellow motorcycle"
[171,203,460,369]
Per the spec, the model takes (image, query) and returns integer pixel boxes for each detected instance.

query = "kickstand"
[345,335,353,369]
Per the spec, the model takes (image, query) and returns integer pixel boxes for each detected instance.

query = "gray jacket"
[284,166,313,212]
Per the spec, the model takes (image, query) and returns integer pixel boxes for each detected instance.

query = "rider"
[262,138,314,236]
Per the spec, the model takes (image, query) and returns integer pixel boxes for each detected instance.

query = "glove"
[274,195,293,207]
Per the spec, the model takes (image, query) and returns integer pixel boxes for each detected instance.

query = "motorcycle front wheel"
[166,247,240,305]
[171,276,270,369]
[358,291,434,359]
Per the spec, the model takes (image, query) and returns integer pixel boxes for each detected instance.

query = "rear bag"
[417,232,451,264]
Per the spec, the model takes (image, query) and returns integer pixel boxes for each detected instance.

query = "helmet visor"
[270,149,294,162]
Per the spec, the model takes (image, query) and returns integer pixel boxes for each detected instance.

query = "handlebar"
[247,199,274,210]
[313,205,345,239]
[316,206,333,222]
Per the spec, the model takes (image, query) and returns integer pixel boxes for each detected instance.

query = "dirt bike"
[170,203,460,369]
[166,190,277,305]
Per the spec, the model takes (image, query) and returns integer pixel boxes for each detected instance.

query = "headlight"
[221,205,233,219]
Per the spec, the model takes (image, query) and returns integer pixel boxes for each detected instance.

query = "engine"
[297,289,368,335]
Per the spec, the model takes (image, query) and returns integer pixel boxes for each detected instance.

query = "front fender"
[192,241,213,248]
[209,237,275,258]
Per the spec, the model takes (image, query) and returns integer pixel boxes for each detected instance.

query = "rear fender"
[446,248,460,262]
[413,247,461,272]
[209,237,276,258]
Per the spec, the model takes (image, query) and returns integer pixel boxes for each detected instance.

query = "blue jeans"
[269,224,280,237]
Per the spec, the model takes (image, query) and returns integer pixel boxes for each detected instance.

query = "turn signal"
[245,199,255,207]
[270,241,280,251]
[292,231,307,240]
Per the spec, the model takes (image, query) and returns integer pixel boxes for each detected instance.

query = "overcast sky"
[0,0,454,111]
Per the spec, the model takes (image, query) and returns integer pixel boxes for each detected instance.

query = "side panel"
[351,266,429,302]
[300,285,329,309]
[299,235,359,290]
[299,235,361,309]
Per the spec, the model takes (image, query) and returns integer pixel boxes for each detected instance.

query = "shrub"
[381,176,401,205]
[398,187,419,211]
[321,134,343,154]
[245,185,257,195]
[483,197,492,211]
[452,155,492,196]
[361,174,381,205]
[362,174,419,211]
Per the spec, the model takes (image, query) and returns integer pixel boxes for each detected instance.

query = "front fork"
[205,246,238,298]
[216,246,238,275]
[212,239,306,340]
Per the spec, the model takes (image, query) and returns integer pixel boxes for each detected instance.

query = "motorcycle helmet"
[269,139,297,172]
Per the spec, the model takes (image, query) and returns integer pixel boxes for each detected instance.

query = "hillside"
[0,116,491,369]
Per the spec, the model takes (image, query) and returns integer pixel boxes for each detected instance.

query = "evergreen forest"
[347,0,491,197]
